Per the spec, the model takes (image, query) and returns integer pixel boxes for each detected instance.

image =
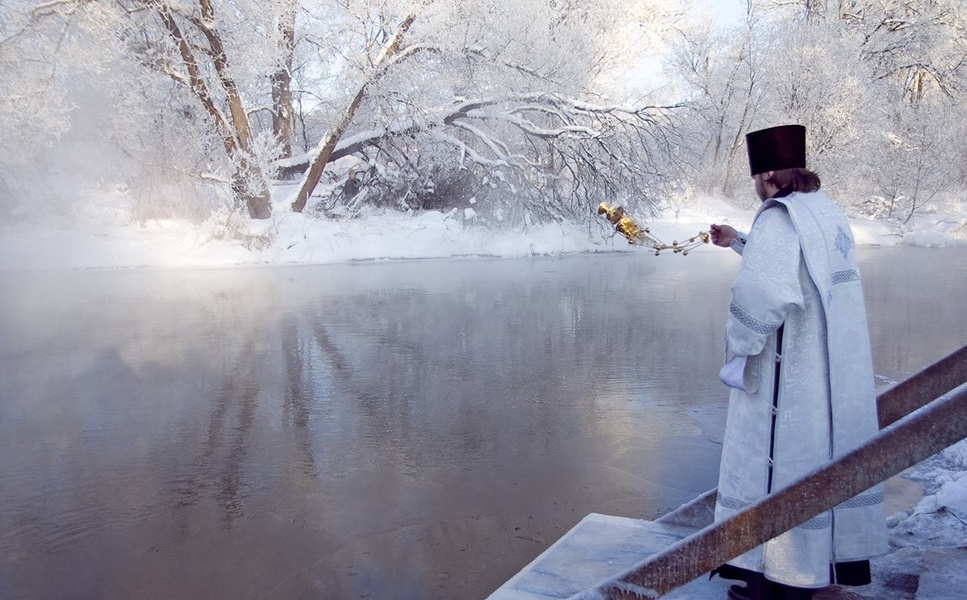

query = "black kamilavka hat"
[746,124,806,175]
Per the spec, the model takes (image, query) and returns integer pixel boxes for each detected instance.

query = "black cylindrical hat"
[745,125,806,175]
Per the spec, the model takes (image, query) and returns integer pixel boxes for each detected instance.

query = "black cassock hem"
[710,560,872,587]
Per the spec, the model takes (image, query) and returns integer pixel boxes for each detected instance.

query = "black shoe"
[710,563,755,582]
[770,582,814,600]
[727,583,753,600]
[732,577,814,600]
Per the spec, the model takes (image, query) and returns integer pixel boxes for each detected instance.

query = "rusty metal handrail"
[572,345,967,599]
[655,344,967,530]
[877,344,967,428]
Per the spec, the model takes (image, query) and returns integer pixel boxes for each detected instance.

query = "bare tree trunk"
[272,2,297,159]
[290,90,366,213]
[234,167,272,219]
[290,13,417,213]
[153,0,272,219]
[196,0,271,218]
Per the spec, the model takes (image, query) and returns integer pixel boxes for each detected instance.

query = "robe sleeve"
[726,206,804,357]
[730,231,748,255]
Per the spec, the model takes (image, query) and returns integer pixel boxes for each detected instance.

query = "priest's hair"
[767,168,822,197]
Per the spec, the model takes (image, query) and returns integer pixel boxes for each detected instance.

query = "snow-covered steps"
[488,474,957,599]
[486,513,712,599]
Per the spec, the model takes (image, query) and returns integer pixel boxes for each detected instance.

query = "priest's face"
[753,174,768,201]
[752,171,777,201]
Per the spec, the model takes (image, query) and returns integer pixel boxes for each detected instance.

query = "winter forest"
[2,0,966,240]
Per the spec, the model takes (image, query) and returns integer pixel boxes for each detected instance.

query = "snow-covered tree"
[0,4,74,168]
[285,0,683,225]
[866,98,960,223]
[804,0,967,216]
[119,0,294,219]
[1,0,684,225]
[663,0,967,221]
[661,3,769,198]
[0,2,92,218]
[753,13,875,195]
[833,0,967,102]
[0,0,295,220]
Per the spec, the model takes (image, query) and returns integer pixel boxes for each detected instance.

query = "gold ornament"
[597,202,710,256]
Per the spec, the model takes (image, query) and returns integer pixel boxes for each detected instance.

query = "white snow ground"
[0,189,963,272]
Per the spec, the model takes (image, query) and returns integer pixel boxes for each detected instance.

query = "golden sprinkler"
[597,202,710,256]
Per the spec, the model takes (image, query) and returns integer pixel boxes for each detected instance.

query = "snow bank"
[889,440,967,549]
[0,189,963,273]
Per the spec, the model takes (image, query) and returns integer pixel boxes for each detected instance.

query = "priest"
[708,125,887,600]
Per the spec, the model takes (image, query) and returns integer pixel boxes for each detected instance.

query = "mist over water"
[1,248,964,599]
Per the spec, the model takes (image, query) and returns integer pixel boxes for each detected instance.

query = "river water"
[1,247,965,599]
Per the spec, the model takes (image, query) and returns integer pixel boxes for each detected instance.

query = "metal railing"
[571,345,967,600]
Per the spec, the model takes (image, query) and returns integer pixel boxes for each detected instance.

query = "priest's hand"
[710,224,738,248]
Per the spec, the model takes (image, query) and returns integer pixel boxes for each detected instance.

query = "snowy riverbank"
[0,191,964,272]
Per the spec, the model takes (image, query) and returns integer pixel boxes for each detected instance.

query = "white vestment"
[713,191,887,588]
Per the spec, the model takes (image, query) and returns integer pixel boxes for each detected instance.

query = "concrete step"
[488,475,950,599]
[487,512,962,599]
[486,513,700,599]
[915,547,967,600]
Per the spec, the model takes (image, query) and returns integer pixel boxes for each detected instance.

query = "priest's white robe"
[713,191,888,588]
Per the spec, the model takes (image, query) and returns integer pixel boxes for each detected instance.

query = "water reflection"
[0,248,964,599]
[859,247,967,381]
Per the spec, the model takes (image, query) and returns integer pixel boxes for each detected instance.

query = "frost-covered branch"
[153,4,236,156]
[449,120,517,161]
[289,7,437,212]
[432,132,511,168]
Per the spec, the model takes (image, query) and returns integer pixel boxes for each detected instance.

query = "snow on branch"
[449,120,520,161]
[489,112,599,139]
[432,132,511,168]
[448,92,678,118]
[277,92,678,178]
